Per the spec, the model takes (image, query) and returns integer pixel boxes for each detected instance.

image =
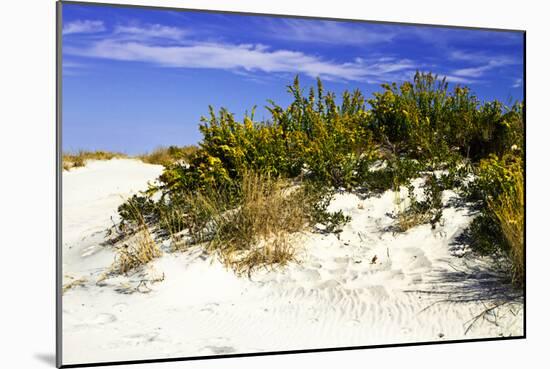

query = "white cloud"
[264,19,396,45]
[452,60,511,78]
[449,50,520,79]
[65,36,417,83]
[63,20,105,35]
[450,50,516,64]
[453,63,496,78]
[114,24,187,40]
[62,61,87,76]
[64,23,515,86]
[512,78,523,88]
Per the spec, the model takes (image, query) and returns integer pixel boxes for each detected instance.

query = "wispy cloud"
[452,61,502,78]
[442,75,476,84]
[114,24,187,41]
[63,20,105,35]
[66,38,417,83]
[62,21,519,86]
[408,28,523,50]
[62,60,88,76]
[512,78,523,88]
[263,19,396,45]
[448,50,520,80]
[449,50,518,65]
[64,22,419,83]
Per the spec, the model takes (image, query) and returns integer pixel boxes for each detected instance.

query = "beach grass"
[489,166,525,285]
[62,146,199,171]
[62,150,127,171]
[112,198,162,275]
[184,171,309,274]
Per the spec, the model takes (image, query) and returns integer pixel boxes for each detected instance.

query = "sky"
[62,3,525,155]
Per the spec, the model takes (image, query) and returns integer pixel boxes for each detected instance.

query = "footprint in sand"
[199,302,219,314]
[123,332,160,346]
[88,313,117,325]
[403,248,432,271]
[200,346,237,355]
[327,268,347,277]
[291,269,321,283]
[198,337,236,355]
[333,256,351,265]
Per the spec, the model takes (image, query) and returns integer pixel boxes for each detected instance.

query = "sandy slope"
[61,159,523,365]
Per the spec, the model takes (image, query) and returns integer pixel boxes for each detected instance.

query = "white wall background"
[0,0,546,367]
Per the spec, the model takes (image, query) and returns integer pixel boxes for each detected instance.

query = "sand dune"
[61,159,523,365]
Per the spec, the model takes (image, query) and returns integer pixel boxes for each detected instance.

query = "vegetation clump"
[113,72,524,283]
[139,145,198,167]
[186,172,311,275]
[110,200,162,275]
[395,174,444,232]
[465,152,524,284]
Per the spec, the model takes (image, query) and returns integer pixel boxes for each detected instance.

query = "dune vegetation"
[62,150,128,171]
[138,145,199,167]
[112,72,524,284]
[62,146,199,171]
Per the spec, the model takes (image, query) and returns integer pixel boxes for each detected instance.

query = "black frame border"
[56,1,527,367]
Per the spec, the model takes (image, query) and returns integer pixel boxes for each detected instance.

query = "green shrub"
[147,76,376,196]
[358,156,424,194]
[395,173,444,232]
[368,72,523,164]
[117,194,159,228]
[303,183,351,232]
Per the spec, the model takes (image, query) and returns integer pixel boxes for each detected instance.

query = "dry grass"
[186,171,309,275]
[139,145,198,167]
[62,276,87,294]
[396,210,431,232]
[62,150,127,171]
[113,227,162,274]
[393,175,443,233]
[62,146,198,171]
[111,200,162,275]
[159,205,188,250]
[489,170,524,285]
[229,236,297,275]
[393,188,430,232]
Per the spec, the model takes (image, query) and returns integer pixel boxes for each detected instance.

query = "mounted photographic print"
[57,1,526,367]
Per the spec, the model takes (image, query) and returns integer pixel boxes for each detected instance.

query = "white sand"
[62,159,524,366]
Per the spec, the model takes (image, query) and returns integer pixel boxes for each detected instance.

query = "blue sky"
[62,3,524,155]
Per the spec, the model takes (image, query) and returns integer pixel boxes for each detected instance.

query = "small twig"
[463,300,510,335]
[135,273,165,293]
[446,262,468,274]
[417,298,454,314]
